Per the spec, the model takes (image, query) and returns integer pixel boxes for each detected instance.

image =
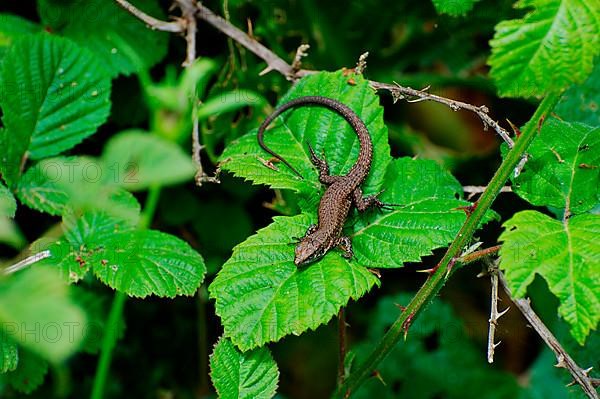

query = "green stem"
[333,93,560,398]
[139,185,162,229]
[90,291,126,399]
[90,185,162,399]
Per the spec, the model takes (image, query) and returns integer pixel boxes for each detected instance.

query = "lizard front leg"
[308,143,339,185]
[336,236,354,259]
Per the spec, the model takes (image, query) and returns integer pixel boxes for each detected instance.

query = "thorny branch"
[498,267,598,399]
[369,80,515,147]
[117,0,518,151]
[114,0,183,32]
[195,2,310,80]
[483,259,509,364]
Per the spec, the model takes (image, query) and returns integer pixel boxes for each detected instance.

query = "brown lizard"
[257,96,389,266]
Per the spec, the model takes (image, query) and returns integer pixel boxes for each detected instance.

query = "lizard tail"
[257,102,305,179]
[257,96,372,180]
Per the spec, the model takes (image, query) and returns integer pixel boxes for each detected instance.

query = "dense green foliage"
[0,0,597,398]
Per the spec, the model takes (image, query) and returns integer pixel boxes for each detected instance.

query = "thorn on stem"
[371,370,387,386]
[401,312,415,340]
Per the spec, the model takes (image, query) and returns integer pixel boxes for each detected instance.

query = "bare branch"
[355,52,369,75]
[3,250,52,275]
[123,2,518,149]
[193,4,517,147]
[195,2,308,80]
[498,270,599,398]
[176,0,198,66]
[370,81,515,147]
[114,0,183,32]
[458,244,501,265]
[291,44,311,74]
[485,260,509,363]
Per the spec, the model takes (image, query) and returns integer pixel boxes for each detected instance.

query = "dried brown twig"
[482,259,509,363]
[116,0,520,170]
[114,0,183,32]
[497,265,598,398]
[194,2,517,149]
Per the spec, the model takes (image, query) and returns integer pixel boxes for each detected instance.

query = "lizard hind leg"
[336,236,354,259]
[307,142,339,185]
[353,188,401,212]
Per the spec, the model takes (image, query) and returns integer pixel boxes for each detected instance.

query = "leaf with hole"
[555,61,600,126]
[499,210,599,344]
[511,118,600,214]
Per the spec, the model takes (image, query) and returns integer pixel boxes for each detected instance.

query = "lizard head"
[294,238,328,266]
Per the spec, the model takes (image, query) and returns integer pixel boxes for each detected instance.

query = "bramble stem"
[333,93,560,398]
[90,185,162,399]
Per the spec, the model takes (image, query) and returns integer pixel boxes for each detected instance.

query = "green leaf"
[91,230,206,298]
[17,157,141,217]
[351,158,489,268]
[555,61,600,126]
[0,14,40,60]
[101,130,196,191]
[0,218,26,249]
[431,0,480,16]
[0,34,111,186]
[219,70,391,197]
[4,349,48,394]
[35,199,140,284]
[499,210,599,344]
[38,0,169,77]
[209,214,379,351]
[353,293,521,399]
[210,337,279,399]
[0,339,18,373]
[511,118,599,214]
[0,182,16,217]
[488,0,600,97]
[196,90,268,120]
[0,267,86,362]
